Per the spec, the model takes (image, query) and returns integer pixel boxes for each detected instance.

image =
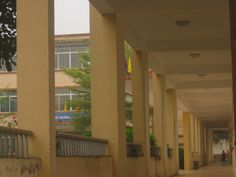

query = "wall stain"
[20,163,39,175]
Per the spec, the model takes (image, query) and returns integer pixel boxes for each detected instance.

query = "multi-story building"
[0,33,90,130]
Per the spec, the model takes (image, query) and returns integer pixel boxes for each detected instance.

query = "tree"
[63,54,91,134]
[0,0,17,71]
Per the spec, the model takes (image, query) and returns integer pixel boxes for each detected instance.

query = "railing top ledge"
[0,126,33,136]
[127,142,141,146]
[56,131,108,144]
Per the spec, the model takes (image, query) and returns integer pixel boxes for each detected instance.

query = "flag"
[63,103,68,112]
[127,56,132,73]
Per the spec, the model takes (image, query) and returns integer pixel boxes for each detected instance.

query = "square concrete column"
[152,73,168,177]
[166,89,178,175]
[131,50,150,177]
[90,5,126,177]
[207,129,214,163]
[183,112,193,170]
[17,0,55,177]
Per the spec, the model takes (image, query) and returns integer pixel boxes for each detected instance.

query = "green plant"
[126,127,133,142]
[213,130,228,144]
[149,133,156,146]
[63,53,91,134]
[82,130,91,137]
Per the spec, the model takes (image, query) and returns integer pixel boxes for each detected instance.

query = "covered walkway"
[177,164,235,177]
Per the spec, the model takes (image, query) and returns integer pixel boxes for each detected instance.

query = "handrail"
[127,142,143,157]
[56,131,109,157]
[0,126,33,158]
[0,126,33,136]
[56,132,108,144]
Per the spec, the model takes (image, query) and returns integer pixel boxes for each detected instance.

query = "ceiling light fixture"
[176,20,190,27]
[197,73,207,78]
[190,53,200,58]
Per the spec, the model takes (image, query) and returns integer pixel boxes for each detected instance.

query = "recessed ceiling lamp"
[176,20,190,27]
[189,53,200,58]
[197,73,207,78]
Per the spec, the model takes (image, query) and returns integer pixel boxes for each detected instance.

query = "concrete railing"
[127,142,143,157]
[0,126,33,158]
[56,132,108,157]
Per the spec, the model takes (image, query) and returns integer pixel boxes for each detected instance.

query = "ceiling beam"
[174,79,232,89]
[89,0,114,14]
[165,65,231,75]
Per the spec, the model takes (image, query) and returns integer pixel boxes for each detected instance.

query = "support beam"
[90,5,126,177]
[17,0,55,177]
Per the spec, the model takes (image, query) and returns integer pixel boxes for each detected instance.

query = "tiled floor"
[176,164,235,177]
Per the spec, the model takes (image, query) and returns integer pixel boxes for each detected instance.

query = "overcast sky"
[55,0,90,34]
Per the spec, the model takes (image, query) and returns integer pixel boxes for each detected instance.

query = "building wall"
[126,157,145,177]
[56,157,113,177]
[0,159,40,177]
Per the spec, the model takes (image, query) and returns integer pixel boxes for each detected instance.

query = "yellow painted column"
[152,74,168,177]
[199,120,205,166]
[207,129,214,163]
[183,112,192,170]
[166,89,178,176]
[17,0,55,177]
[90,5,126,177]
[132,50,150,177]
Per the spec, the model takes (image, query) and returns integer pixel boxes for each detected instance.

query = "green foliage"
[126,127,157,146]
[82,130,91,137]
[149,133,156,146]
[0,0,16,71]
[63,54,91,134]
[213,130,228,144]
[126,127,133,142]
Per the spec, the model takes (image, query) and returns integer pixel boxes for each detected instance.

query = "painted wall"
[56,157,113,177]
[126,157,145,177]
[0,71,75,90]
[0,159,40,177]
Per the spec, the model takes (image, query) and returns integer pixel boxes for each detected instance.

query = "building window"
[55,88,77,111]
[55,47,88,69]
[0,90,17,112]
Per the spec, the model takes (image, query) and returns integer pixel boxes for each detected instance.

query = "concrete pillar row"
[131,50,150,177]
[166,89,178,176]
[183,112,193,170]
[152,74,168,177]
[90,5,126,177]
[17,0,56,177]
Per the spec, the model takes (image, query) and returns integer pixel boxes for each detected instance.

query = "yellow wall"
[0,72,16,89]
[0,159,40,177]
[54,71,76,87]
[126,157,145,177]
[56,157,113,177]
[0,71,75,90]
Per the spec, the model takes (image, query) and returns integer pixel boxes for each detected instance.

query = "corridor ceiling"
[90,0,233,126]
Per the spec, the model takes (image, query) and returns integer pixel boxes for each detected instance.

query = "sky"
[54,0,90,35]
